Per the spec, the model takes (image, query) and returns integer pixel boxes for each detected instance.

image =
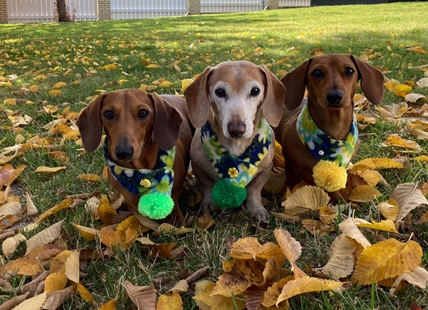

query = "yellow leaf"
[44,272,68,293]
[140,84,148,91]
[0,257,43,276]
[98,195,117,225]
[72,223,100,241]
[99,300,117,310]
[181,79,193,92]
[375,102,409,118]
[157,293,183,310]
[394,84,412,98]
[160,80,174,88]
[193,280,246,310]
[118,79,128,84]
[384,80,399,92]
[99,227,120,248]
[53,81,67,89]
[229,237,284,264]
[169,279,189,295]
[25,220,63,255]
[275,277,342,306]
[348,185,382,202]
[405,46,427,54]
[76,283,94,303]
[282,185,330,216]
[146,64,161,69]
[29,85,39,93]
[350,169,382,187]
[50,250,72,273]
[377,199,400,221]
[352,157,403,171]
[351,239,422,285]
[49,89,61,96]
[35,166,66,173]
[154,223,193,235]
[4,98,16,105]
[78,173,101,182]
[36,198,74,223]
[12,292,48,310]
[356,114,376,124]
[262,277,293,308]
[356,219,398,233]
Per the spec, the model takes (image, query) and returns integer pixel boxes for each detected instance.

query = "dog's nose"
[326,90,344,106]
[115,145,134,161]
[228,122,246,138]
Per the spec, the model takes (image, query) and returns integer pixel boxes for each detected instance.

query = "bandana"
[104,140,175,197]
[201,118,272,188]
[296,103,358,167]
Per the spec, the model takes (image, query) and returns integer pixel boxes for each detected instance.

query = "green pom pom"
[138,193,174,220]
[212,179,246,209]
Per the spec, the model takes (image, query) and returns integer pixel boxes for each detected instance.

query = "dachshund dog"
[184,61,286,225]
[274,54,384,193]
[77,89,193,224]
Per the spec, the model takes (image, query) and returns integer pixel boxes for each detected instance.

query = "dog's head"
[281,54,384,110]
[184,61,286,140]
[76,89,182,164]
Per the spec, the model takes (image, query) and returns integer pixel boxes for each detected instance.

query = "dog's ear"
[281,59,310,110]
[260,65,287,127]
[351,55,385,105]
[76,93,106,153]
[184,66,212,128]
[150,93,183,151]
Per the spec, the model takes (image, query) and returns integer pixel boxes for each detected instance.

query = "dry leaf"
[65,251,80,283]
[405,46,427,54]
[392,183,428,223]
[42,286,75,310]
[394,84,412,98]
[99,300,117,310]
[36,198,74,223]
[35,166,66,173]
[44,272,68,293]
[317,234,356,279]
[416,77,428,88]
[169,279,189,295]
[351,157,403,171]
[338,217,371,248]
[348,185,382,202]
[25,191,38,215]
[0,201,22,216]
[0,164,26,187]
[157,293,183,309]
[193,280,246,310]
[123,280,157,310]
[274,228,306,278]
[390,266,428,296]
[356,219,398,233]
[76,283,94,303]
[25,220,63,255]
[383,135,422,151]
[13,291,48,310]
[282,186,330,215]
[230,237,284,264]
[352,238,422,285]
[78,173,101,182]
[0,257,43,276]
[377,199,400,221]
[405,93,426,104]
[2,233,26,258]
[72,223,100,241]
[99,227,120,248]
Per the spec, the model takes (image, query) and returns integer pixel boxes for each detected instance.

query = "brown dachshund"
[184,61,286,224]
[274,54,384,193]
[77,89,193,224]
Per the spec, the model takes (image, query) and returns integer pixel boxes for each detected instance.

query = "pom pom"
[212,179,247,209]
[138,193,174,220]
[313,160,348,192]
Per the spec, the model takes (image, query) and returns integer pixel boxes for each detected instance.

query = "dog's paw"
[247,205,269,226]
[199,199,215,214]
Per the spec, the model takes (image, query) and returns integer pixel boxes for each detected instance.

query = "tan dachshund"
[274,54,384,193]
[77,89,193,224]
[184,61,286,224]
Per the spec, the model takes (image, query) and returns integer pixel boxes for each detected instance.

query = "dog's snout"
[326,90,344,106]
[228,121,246,138]
[115,138,134,161]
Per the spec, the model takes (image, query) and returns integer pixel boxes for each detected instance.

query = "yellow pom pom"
[312,160,347,192]
[140,179,151,188]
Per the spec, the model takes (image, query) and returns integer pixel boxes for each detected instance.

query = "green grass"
[1,2,428,309]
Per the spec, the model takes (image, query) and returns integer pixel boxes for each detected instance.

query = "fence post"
[0,0,8,24]
[98,0,111,20]
[188,0,200,15]
[267,0,280,9]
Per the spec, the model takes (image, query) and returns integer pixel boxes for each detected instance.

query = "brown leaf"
[273,229,306,278]
[282,185,330,216]
[99,227,120,248]
[123,280,157,310]
[43,286,75,310]
[36,198,74,223]
[338,217,371,248]
[0,164,26,187]
[193,280,246,310]
[12,292,47,310]
[392,183,428,223]
[230,237,284,264]
[0,257,43,276]
[348,185,382,202]
[25,220,63,255]
[2,233,26,258]
[262,277,293,308]
[390,266,428,296]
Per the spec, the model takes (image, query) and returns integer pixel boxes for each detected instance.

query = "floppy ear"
[184,66,212,128]
[260,65,287,127]
[149,93,183,151]
[351,55,385,105]
[76,93,105,153]
[281,59,310,110]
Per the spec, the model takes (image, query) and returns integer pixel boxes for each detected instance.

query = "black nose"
[115,144,134,161]
[228,122,246,138]
[326,90,344,106]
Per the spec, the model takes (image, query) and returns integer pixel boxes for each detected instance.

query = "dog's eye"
[215,88,226,98]
[137,109,149,119]
[103,110,115,120]
[250,87,261,97]
[311,69,323,79]
[345,67,355,76]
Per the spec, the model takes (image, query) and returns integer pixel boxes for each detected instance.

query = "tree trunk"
[56,0,67,22]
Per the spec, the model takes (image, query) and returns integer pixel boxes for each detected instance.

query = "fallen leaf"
[390,266,428,296]
[274,228,306,278]
[338,217,371,248]
[348,185,382,202]
[25,220,63,255]
[2,233,26,258]
[282,185,330,215]
[351,157,403,171]
[392,183,428,223]
[35,166,66,173]
[123,281,157,310]
[157,293,183,309]
[45,272,68,293]
[13,291,48,310]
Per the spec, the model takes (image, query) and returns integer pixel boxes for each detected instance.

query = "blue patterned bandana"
[104,140,175,197]
[296,103,358,167]
[201,118,272,188]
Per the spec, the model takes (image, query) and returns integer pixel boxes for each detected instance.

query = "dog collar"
[103,140,175,197]
[201,118,271,209]
[296,103,358,167]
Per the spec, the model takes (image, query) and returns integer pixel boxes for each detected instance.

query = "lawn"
[0,2,428,309]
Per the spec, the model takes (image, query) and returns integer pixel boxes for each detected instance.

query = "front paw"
[199,199,216,214]
[246,202,269,225]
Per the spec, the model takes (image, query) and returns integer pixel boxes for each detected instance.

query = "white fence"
[7,0,97,23]
[110,0,188,19]
[6,0,311,23]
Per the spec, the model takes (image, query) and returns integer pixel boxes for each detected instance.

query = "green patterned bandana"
[296,103,358,168]
[104,140,175,197]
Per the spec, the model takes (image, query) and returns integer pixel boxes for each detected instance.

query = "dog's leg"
[245,162,271,225]
[191,162,216,214]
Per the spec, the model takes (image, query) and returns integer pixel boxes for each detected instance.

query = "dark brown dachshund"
[274,54,384,193]
[77,89,192,224]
